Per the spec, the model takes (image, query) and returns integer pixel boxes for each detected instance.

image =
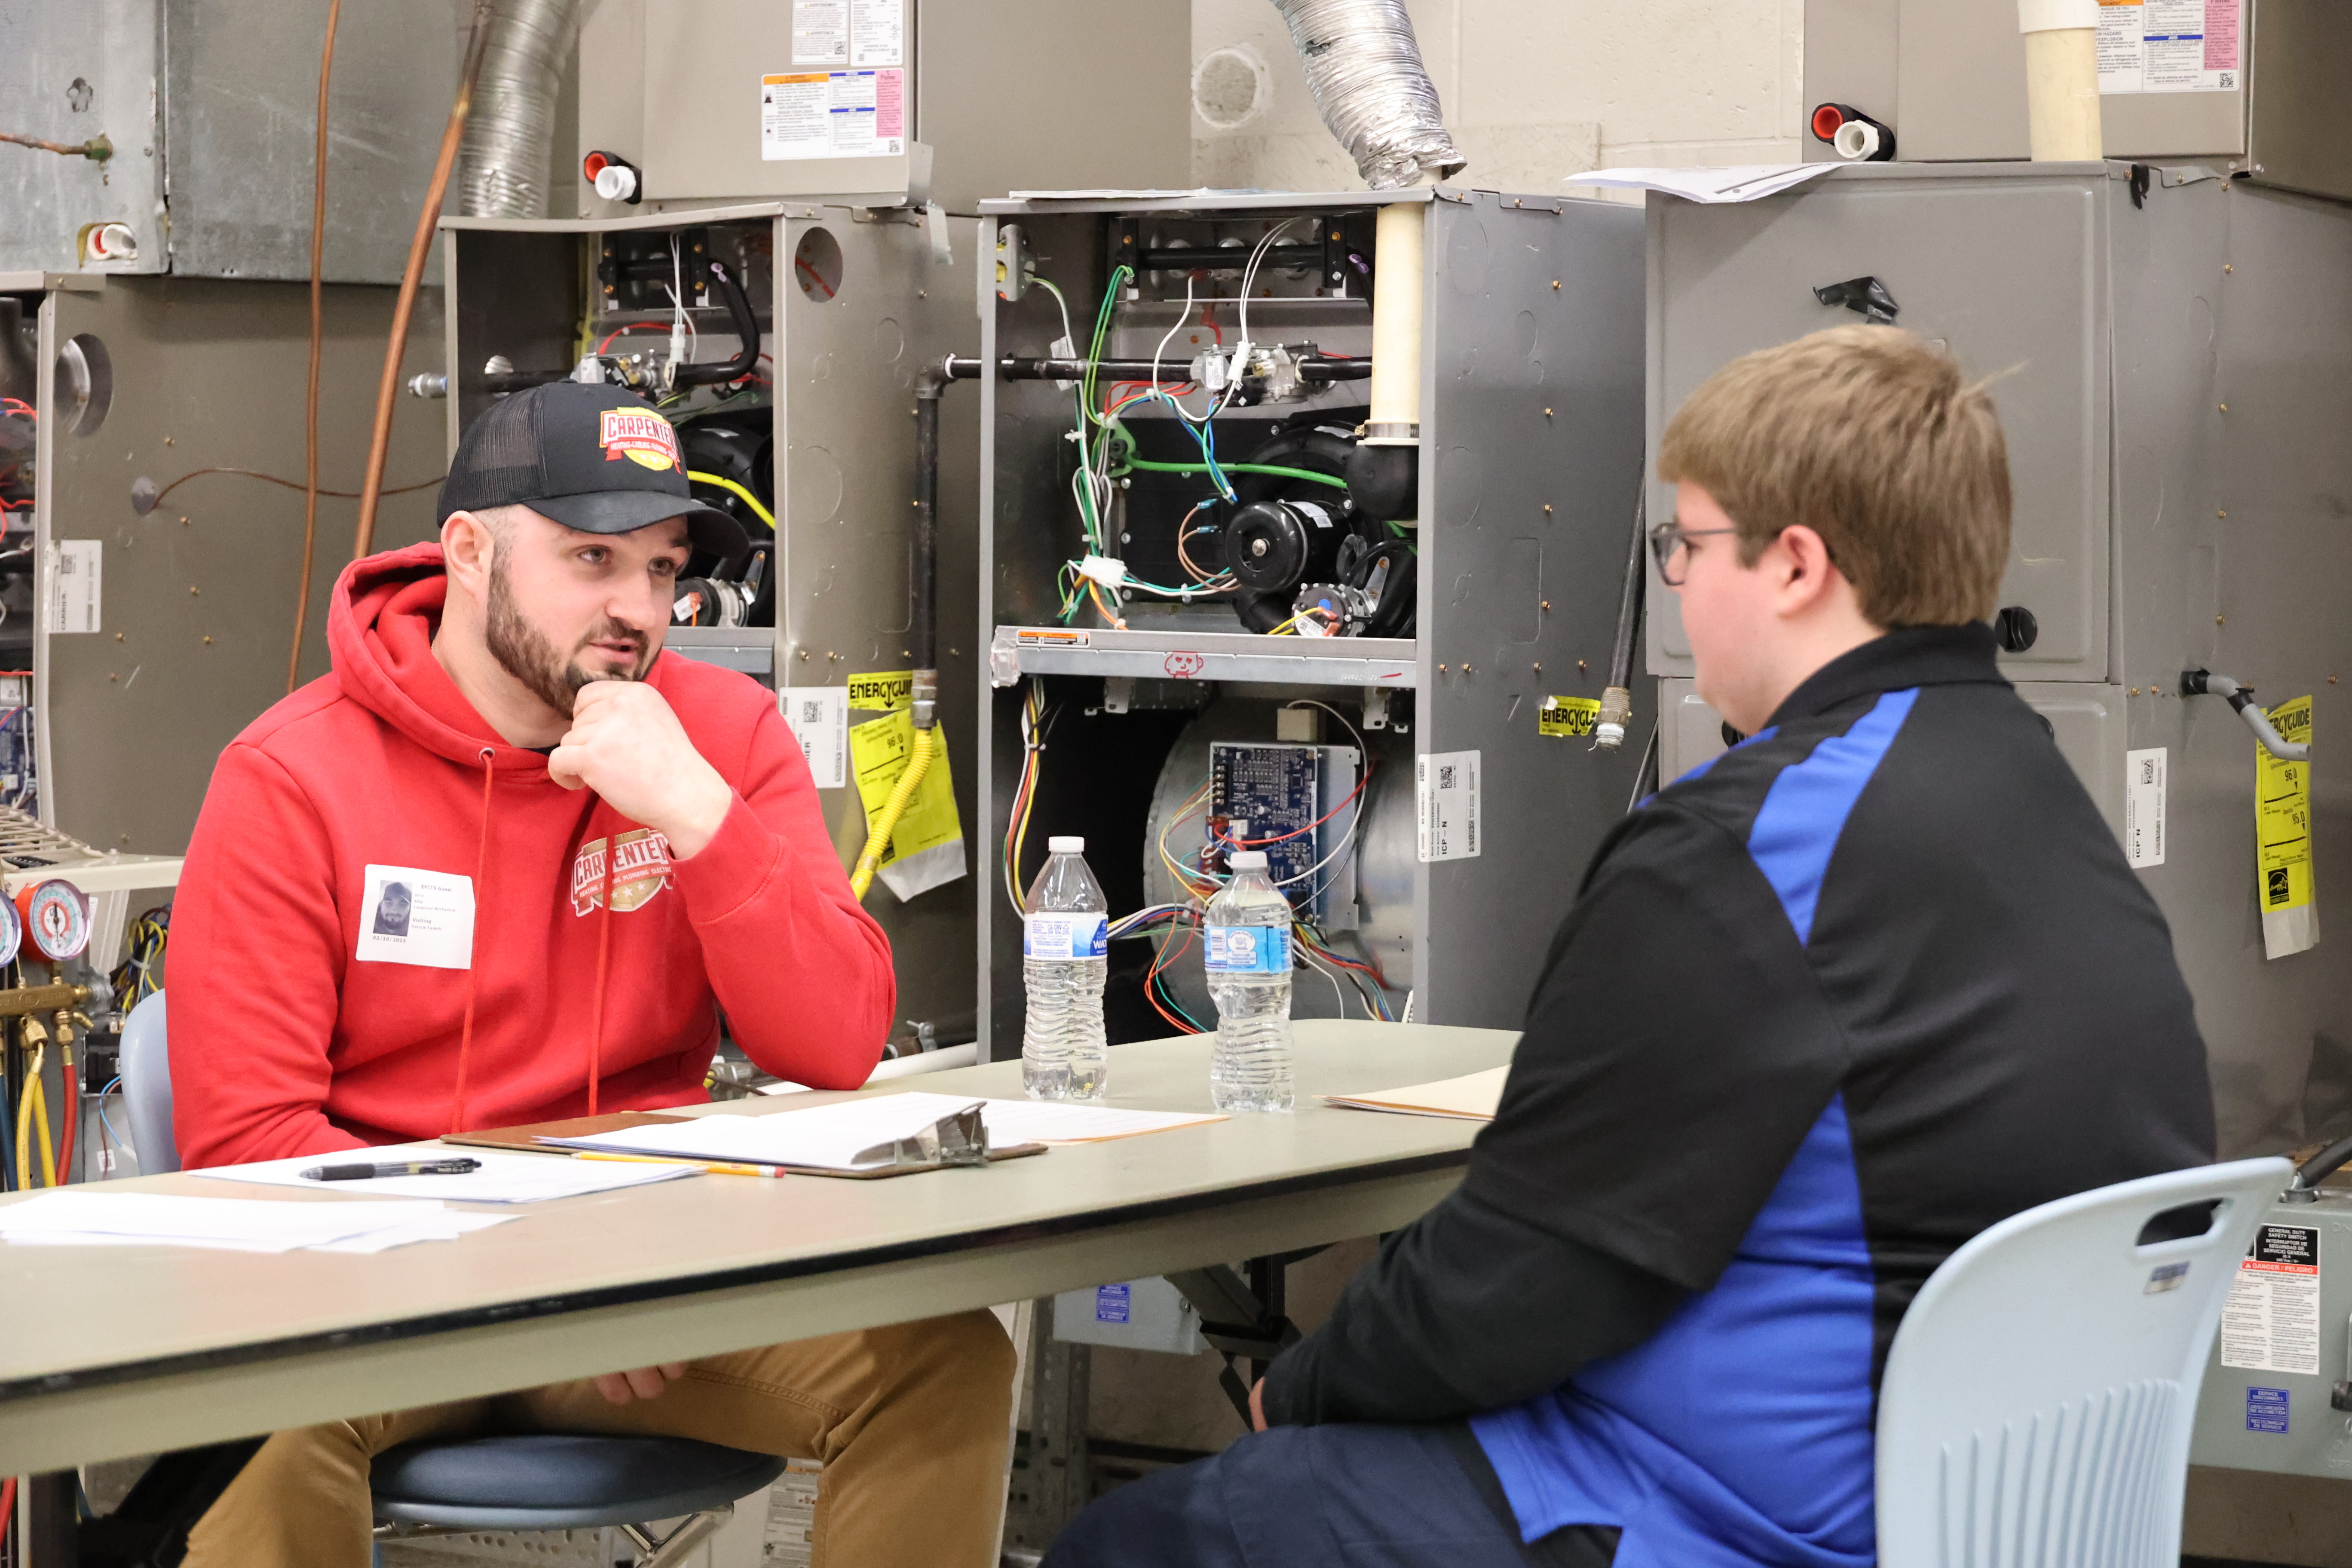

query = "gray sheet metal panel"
[1419,192,1646,1028]
[0,0,167,276]
[2245,0,2352,205]
[160,0,460,282]
[774,208,981,1033]
[2117,178,2352,1158]
[1645,164,2113,686]
[35,278,446,854]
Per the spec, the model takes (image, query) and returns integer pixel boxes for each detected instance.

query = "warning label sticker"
[2220,1223,2321,1376]
[761,68,905,161]
[1539,695,1602,740]
[2098,0,2240,94]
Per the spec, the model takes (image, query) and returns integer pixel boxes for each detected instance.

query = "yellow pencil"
[576,1151,788,1179]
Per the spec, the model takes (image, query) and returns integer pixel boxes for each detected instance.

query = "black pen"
[300,1158,483,1182]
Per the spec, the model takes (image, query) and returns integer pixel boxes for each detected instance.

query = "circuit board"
[1210,742,1321,900]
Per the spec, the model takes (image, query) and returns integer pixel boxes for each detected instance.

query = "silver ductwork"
[457,0,582,220]
[1269,0,1464,189]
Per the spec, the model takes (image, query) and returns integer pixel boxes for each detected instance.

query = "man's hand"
[1250,1378,1269,1432]
[548,682,733,858]
[594,1362,689,1406]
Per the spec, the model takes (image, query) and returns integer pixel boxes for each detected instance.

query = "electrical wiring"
[596,321,667,355]
[149,467,444,510]
[1118,458,1348,489]
[1295,937,1351,1017]
[1001,680,1055,912]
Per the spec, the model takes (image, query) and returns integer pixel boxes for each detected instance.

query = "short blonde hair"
[1657,325,2012,626]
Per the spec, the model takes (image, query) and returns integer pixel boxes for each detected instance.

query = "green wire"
[1122,459,1348,489]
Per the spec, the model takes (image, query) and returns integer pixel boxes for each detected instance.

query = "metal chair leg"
[623,1502,734,1568]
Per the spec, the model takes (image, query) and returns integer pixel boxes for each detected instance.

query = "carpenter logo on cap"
[599,407,681,472]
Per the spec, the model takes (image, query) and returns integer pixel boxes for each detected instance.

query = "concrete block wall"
[1190,0,1804,196]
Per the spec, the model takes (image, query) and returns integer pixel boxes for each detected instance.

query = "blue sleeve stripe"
[1746,690,1918,946]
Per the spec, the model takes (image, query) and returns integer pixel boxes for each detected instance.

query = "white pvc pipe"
[1366,201,1424,445]
[2018,0,2103,162]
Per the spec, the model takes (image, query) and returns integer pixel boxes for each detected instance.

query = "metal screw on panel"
[1577,659,1587,671]
[188,586,199,596]
[2219,509,2228,518]
[2219,404,2229,412]
[1463,664,1474,673]
[1541,600,1552,611]
[797,649,810,661]
[1543,408,1554,419]
[114,633,122,642]
[1251,539,1268,557]
[1438,664,1447,673]
[203,636,212,645]
[1551,280,1560,290]
[918,290,928,299]
[2224,263,2234,273]
[178,516,188,525]
[163,435,174,446]
[1543,504,1553,515]
[1532,662,1542,673]
[2131,687,2141,695]
[2217,616,2226,625]
[108,672,116,682]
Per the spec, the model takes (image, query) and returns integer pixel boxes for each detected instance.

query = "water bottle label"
[1024,913,1107,959]
[1203,924,1290,974]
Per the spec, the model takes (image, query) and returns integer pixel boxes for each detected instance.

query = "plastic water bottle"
[1203,850,1295,1112]
[1023,836,1109,1101]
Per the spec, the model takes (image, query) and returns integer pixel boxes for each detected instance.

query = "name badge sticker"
[354,864,477,971]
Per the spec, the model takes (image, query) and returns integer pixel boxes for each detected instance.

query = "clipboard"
[441,1111,1049,1179]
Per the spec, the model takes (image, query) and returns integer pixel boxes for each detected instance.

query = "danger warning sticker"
[2220,1223,2321,1376]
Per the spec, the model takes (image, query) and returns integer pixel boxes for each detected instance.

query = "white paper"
[353,864,475,971]
[877,837,967,902]
[193,1145,700,1204]
[49,539,101,634]
[548,1091,1223,1167]
[1323,1066,1509,1121]
[976,1100,1224,1145]
[1571,165,1837,204]
[0,1192,471,1253]
[1417,750,1482,862]
[784,686,849,789]
[548,1091,990,1171]
[2125,747,2167,869]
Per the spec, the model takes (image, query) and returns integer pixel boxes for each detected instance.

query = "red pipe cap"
[1810,104,1847,142]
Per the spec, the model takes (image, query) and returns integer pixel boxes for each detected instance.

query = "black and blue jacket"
[1261,624,2215,1566]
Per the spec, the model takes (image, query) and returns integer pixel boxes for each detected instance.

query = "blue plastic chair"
[116,991,787,1565]
[1874,1155,2292,1567]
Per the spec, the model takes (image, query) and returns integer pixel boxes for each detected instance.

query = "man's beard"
[484,552,652,717]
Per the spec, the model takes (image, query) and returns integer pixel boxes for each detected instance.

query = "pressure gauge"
[15,879,90,962]
[0,893,22,969]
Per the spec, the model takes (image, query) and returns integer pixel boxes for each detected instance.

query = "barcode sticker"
[1417,750,1481,863]
[49,540,101,634]
[781,686,849,789]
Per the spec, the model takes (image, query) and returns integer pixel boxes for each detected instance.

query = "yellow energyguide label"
[847,669,914,711]
[848,712,962,870]
[2257,695,2318,959]
[1539,695,1602,739]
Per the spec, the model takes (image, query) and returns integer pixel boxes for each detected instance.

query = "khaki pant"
[184,1310,1015,1568]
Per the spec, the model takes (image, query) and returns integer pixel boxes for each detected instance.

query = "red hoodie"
[168,543,893,1167]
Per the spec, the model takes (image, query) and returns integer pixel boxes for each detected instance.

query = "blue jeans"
[1043,1422,1618,1568]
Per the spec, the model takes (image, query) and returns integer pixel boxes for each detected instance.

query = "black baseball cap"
[437,382,750,558]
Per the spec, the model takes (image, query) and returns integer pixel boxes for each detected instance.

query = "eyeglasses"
[1648,519,1740,586]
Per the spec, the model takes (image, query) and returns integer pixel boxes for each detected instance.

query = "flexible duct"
[1269,0,1464,190]
[457,0,581,219]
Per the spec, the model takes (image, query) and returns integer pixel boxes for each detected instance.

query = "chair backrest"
[117,991,179,1175]
[1874,1155,2292,1568]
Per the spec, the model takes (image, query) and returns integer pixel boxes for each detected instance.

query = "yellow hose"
[15,1037,53,1189]
[849,725,937,900]
[687,471,776,530]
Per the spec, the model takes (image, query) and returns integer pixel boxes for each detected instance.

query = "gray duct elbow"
[458,0,582,220]
[1270,0,1465,189]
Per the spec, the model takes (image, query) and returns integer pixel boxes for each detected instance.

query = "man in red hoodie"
[170,383,1013,1567]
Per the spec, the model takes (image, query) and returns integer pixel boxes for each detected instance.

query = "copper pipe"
[292,0,345,695]
[0,131,111,161]
[354,5,492,563]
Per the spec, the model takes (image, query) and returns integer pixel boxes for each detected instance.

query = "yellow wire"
[1086,580,1128,630]
[1008,683,1044,909]
[849,725,937,900]
[686,470,777,531]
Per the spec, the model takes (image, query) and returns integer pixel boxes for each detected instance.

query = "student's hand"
[594,1362,688,1406]
[548,682,734,858]
[1250,1378,1269,1432]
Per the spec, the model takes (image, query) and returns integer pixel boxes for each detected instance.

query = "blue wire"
[97,1075,127,1158]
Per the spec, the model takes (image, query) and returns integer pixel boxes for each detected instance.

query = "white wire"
[1033,276,1077,353]
[1298,943,1351,1017]
[1231,216,1314,387]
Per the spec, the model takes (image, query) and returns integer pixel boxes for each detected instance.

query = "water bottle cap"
[1228,850,1268,870]
[1048,836,1085,853]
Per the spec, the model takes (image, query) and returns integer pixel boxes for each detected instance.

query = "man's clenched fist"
[547,681,732,858]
